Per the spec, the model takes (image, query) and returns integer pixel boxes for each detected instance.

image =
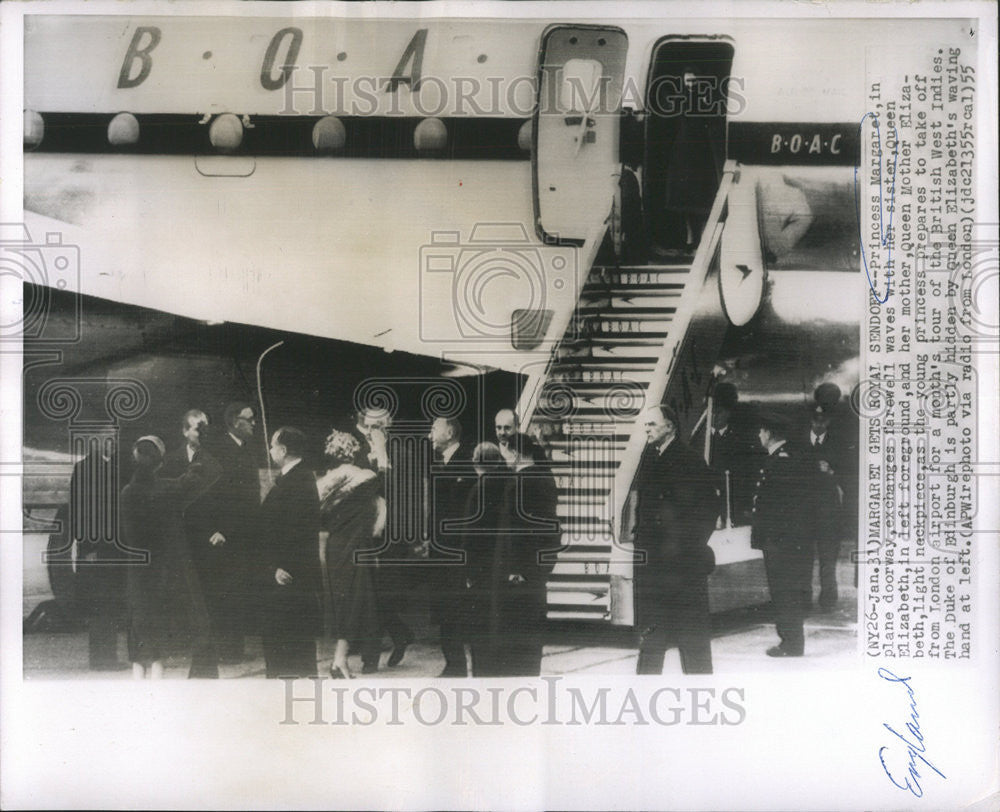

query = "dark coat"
[634,438,719,578]
[68,448,125,618]
[463,464,560,677]
[121,456,221,664]
[750,442,817,552]
[429,442,474,559]
[207,432,261,546]
[258,460,321,678]
[259,462,321,593]
[161,445,218,550]
[710,424,763,526]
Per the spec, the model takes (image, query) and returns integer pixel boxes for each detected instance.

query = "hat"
[134,435,166,457]
[813,382,842,411]
[714,382,739,410]
[758,411,790,437]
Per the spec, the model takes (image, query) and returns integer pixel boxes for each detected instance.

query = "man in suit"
[427,416,473,677]
[708,382,760,527]
[494,408,546,467]
[631,405,719,675]
[201,402,261,661]
[803,384,857,612]
[259,426,321,679]
[751,412,816,657]
[160,409,220,677]
[804,401,843,612]
[69,435,125,669]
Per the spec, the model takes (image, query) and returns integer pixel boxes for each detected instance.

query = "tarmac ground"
[23,559,858,680]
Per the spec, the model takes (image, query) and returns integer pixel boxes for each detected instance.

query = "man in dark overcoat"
[259,426,321,678]
[427,416,474,677]
[201,402,261,661]
[632,405,719,674]
[160,408,220,677]
[752,412,817,657]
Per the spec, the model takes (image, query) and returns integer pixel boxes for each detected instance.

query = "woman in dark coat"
[317,430,382,679]
[465,442,560,677]
[121,435,220,679]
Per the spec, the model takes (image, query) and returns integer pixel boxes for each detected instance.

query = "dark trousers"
[635,576,713,675]
[179,548,219,678]
[815,536,841,609]
[430,566,467,673]
[76,552,124,669]
[764,546,812,655]
[471,581,546,677]
[262,589,317,679]
[196,548,248,661]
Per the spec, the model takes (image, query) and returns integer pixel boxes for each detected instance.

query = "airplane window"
[559,58,603,113]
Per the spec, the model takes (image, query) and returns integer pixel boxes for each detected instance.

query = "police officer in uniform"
[803,384,848,611]
[751,412,815,657]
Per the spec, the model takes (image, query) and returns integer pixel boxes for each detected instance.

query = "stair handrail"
[607,160,739,606]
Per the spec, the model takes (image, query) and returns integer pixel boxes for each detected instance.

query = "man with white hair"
[631,404,719,674]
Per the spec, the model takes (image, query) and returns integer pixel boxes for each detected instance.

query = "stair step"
[537,390,646,412]
[531,419,634,438]
[541,379,649,392]
[576,306,678,319]
[559,339,664,354]
[576,319,671,334]
[552,357,658,369]
[577,296,682,312]
[549,368,656,385]
[548,439,629,456]
[589,267,690,283]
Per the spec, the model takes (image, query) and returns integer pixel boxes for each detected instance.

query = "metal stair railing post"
[608,159,739,624]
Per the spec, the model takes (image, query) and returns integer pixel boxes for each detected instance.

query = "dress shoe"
[387,633,413,667]
[361,661,379,675]
[766,645,803,658]
[329,664,354,679]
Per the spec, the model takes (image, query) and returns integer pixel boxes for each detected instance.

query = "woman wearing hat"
[121,435,221,679]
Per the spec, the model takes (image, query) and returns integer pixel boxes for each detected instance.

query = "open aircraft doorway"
[643,37,735,258]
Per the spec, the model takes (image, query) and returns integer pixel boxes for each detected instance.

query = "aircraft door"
[533,25,627,243]
[644,37,735,253]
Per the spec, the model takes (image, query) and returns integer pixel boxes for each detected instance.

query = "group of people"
[316,408,560,679]
[67,400,561,679]
[631,382,856,673]
[61,380,854,679]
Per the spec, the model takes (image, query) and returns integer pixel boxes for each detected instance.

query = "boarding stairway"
[521,162,738,622]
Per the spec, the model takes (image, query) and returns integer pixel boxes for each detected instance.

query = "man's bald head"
[494,409,519,445]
